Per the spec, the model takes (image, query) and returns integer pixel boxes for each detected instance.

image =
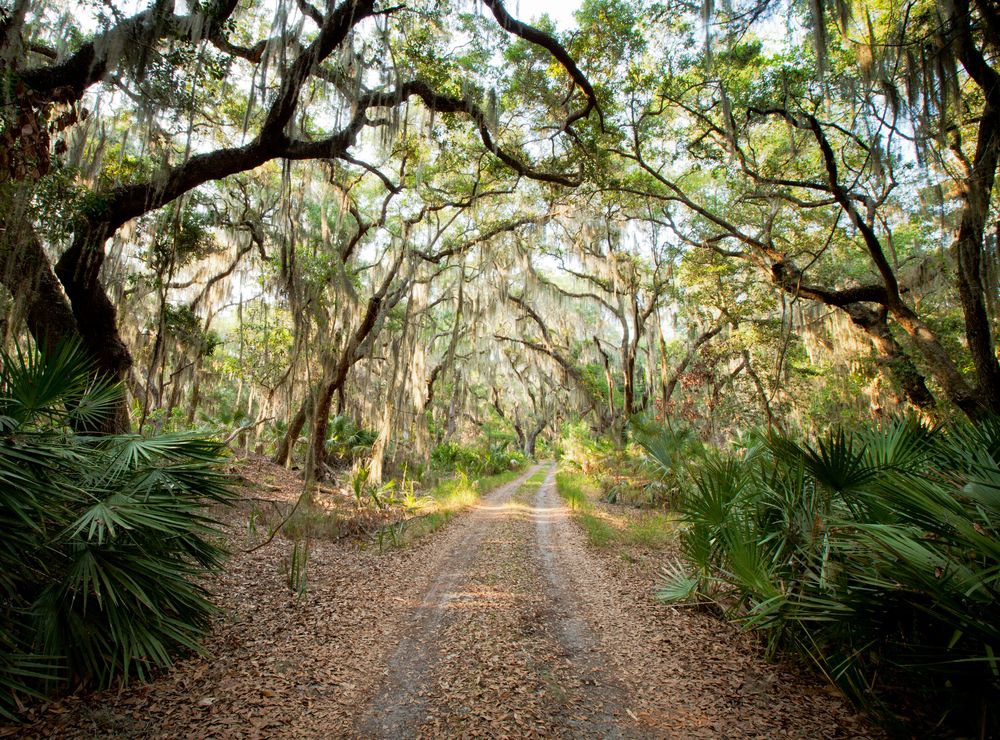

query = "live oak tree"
[2,0,996,460]
[600,0,1000,419]
[0,0,598,436]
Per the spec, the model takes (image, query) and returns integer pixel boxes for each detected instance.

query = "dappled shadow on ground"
[7,459,878,739]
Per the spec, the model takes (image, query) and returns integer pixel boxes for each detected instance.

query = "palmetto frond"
[0,341,235,716]
[643,416,1000,729]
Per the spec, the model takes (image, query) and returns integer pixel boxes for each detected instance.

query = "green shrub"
[555,470,590,510]
[655,417,1000,735]
[630,416,703,507]
[622,512,676,548]
[0,342,235,718]
[325,415,378,463]
[385,468,523,547]
[556,471,613,547]
[560,420,615,474]
[430,441,524,476]
[559,421,674,507]
[557,469,676,549]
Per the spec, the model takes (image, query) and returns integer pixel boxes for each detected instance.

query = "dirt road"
[14,462,874,738]
[354,463,872,738]
[357,465,633,737]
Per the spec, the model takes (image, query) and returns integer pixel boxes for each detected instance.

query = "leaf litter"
[6,460,878,738]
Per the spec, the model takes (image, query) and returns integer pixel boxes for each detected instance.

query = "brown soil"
[5,460,877,739]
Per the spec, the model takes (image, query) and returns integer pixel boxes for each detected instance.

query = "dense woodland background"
[1,0,998,734]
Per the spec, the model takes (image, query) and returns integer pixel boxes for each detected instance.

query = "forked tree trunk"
[0,204,132,433]
[274,395,311,467]
[524,418,547,457]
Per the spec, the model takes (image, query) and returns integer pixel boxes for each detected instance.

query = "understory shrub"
[630,417,703,507]
[0,342,235,718]
[559,420,615,475]
[325,415,378,464]
[430,441,524,476]
[655,417,1000,735]
[560,418,690,507]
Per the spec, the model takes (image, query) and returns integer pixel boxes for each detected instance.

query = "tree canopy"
[0,0,997,468]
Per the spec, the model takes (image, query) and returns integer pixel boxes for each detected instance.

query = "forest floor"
[8,460,878,739]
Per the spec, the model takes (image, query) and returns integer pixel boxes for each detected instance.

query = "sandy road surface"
[11,462,874,738]
[355,464,874,738]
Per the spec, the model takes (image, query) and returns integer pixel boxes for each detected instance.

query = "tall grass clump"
[0,342,235,718]
[555,470,617,547]
[654,416,999,735]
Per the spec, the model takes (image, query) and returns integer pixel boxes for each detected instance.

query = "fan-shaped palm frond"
[0,340,121,430]
[0,341,235,716]
[645,415,1000,732]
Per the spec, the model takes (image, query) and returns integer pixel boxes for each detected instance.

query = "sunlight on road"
[473,499,570,522]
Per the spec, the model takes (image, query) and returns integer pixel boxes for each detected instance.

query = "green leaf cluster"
[0,342,235,718]
[654,417,1000,734]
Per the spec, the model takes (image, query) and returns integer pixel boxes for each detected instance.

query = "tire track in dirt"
[358,463,645,739]
[532,466,633,738]
[539,472,878,739]
[355,464,543,737]
[16,459,875,739]
[409,465,638,738]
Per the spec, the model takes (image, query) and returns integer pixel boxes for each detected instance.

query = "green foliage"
[0,342,235,718]
[622,512,676,548]
[163,304,221,356]
[216,303,294,392]
[391,468,524,547]
[655,417,1000,734]
[555,470,613,546]
[347,463,399,512]
[555,470,590,511]
[284,539,310,598]
[426,470,482,515]
[630,417,703,507]
[578,511,616,547]
[430,440,525,476]
[556,469,676,549]
[559,422,671,507]
[376,519,408,552]
[147,203,219,275]
[282,508,341,542]
[559,421,616,475]
[326,416,378,464]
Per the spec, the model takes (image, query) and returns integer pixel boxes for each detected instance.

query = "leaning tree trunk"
[950,0,1000,415]
[53,230,134,433]
[593,336,616,422]
[524,418,547,458]
[622,348,636,419]
[371,285,414,485]
[0,201,132,433]
[306,263,410,482]
[308,374,339,482]
[274,394,312,467]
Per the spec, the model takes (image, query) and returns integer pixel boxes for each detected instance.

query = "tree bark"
[743,351,779,430]
[0,202,130,432]
[524,418,547,457]
[663,323,724,405]
[307,253,409,481]
[949,4,1000,412]
[0,206,77,354]
[274,394,311,467]
[593,336,616,421]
